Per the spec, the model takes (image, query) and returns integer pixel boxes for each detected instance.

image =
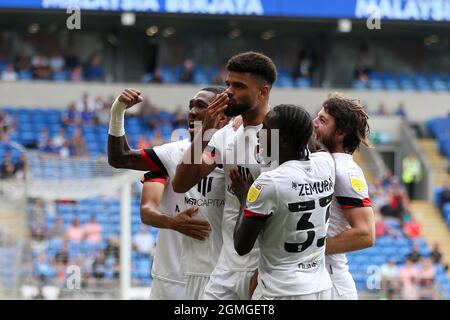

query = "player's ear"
[335,129,345,144]
[258,85,269,100]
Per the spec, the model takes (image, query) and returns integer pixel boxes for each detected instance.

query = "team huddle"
[107,52,375,300]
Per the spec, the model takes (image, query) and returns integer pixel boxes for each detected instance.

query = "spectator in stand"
[132,226,156,257]
[81,104,95,125]
[430,242,448,272]
[179,58,194,83]
[37,128,50,151]
[104,235,120,260]
[70,65,84,82]
[406,243,422,263]
[402,153,422,200]
[438,183,450,213]
[375,103,389,116]
[59,141,70,159]
[84,53,104,81]
[51,216,65,240]
[151,68,163,83]
[31,51,51,80]
[418,257,437,300]
[14,51,31,73]
[369,178,390,209]
[91,251,107,282]
[402,214,422,239]
[76,93,95,112]
[15,153,27,179]
[30,213,48,241]
[149,128,164,147]
[48,50,65,73]
[94,97,110,126]
[0,152,16,179]
[394,102,408,119]
[374,208,402,238]
[83,216,102,244]
[61,103,81,126]
[64,48,80,71]
[172,105,188,128]
[65,218,84,243]
[213,64,227,85]
[1,63,18,81]
[398,257,420,300]
[292,48,317,81]
[51,128,67,151]
[353,62,370,84]
[54,241,70,266]
[35,253,55,285]
[381,169,394,189]
[380,259,400,299]
[139,97,161,130]
[381,179,409,222]
[0,111,17,134]
[69,127,88,157]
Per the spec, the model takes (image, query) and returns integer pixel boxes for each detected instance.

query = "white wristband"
[108,97,127,137]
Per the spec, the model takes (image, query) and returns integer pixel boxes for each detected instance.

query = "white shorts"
[186,275,210,300]
[202,266,255,300]
[149,278,186,300]
[329,269,358,300]
[252,286,332,300]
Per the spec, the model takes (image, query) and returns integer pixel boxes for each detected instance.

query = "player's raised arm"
[107,88,151,171]
[140,173,211,241]
[172,93,228,193]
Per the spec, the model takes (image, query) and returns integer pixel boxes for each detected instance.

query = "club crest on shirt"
[247,183,263,203]
[349,173,366,192]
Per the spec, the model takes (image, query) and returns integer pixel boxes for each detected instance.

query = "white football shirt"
[207,123,262,272]
[326,152,372,271]
[245,152,335,297]
[151,139,225,276]
[140,172,186,284]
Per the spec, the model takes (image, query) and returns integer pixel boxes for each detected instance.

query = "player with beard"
[312,92,375,300]
[173,51,277,300]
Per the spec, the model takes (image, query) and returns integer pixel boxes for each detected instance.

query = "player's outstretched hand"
[117,88,143,109]
[229,168,254,207]
[202,93,229,132]
[171,207,211,241]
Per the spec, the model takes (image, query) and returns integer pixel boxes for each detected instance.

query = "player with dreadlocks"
[232,104,335,300]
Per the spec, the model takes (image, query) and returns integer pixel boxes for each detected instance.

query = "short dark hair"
[226,51,277,86]
[273,104,313,159]
[201,86,225,95]
[322,92,370,153]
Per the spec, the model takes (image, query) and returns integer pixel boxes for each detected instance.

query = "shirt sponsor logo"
[247,183,263,203]
[349,173,366,192]
[185,197,224,207]
[292,177,334,196]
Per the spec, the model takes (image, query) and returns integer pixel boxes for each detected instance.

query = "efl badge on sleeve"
[247,183,263,203]
[349,173,366,192]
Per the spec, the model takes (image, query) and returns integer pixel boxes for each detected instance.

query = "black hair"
[200,86,226,95]
[272,104,313,160]
[226,51,277,86]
